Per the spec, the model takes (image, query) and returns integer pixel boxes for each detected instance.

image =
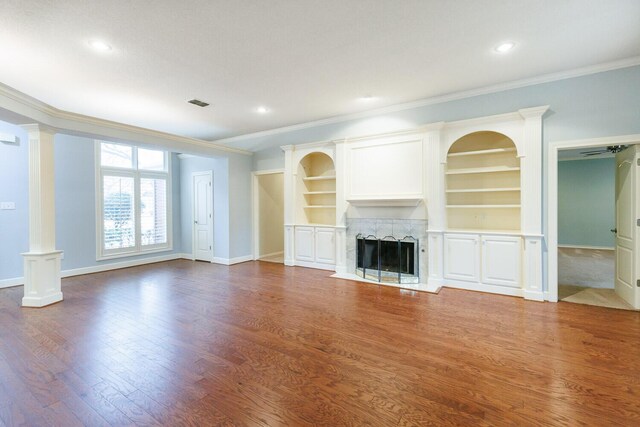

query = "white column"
[518,106,549,301]
[281,145,295,266]
[424,123,445,288]
[334,139,348,274]
[21,124,63,307]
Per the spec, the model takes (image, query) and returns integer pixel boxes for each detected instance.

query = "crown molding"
[212,56,640,147]
[0,82,252,156]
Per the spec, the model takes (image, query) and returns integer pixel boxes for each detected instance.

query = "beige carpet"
[559,285,635,311]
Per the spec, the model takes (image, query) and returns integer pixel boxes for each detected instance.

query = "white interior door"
[193,172,213,262]
[615,146,639,309]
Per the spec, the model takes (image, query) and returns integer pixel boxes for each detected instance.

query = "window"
[96,142,172,259]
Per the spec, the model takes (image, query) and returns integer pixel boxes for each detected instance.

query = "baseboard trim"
[0,277,25,289]
[292,260,336,271]
[442,279,524,298]
[0,253,193,288]
[212,255,253,265]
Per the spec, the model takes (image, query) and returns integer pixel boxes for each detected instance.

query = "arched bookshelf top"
[447,131,518,157]
[297,151,336,226]
[445,131,521,232]
[297,152,335,178]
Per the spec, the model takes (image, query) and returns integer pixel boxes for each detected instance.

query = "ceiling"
[1,0,639,147]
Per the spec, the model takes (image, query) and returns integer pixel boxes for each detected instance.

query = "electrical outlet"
[0,202,15,210]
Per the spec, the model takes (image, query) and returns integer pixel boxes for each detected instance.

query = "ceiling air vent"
[188,99,210,107]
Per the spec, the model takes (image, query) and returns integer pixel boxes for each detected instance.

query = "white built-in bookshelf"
[445,131,521,231]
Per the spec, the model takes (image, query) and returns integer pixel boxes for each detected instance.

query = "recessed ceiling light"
[494,41,516,53]
[89,39,112,52]
[359,95,377,102]
[256,106,270,114]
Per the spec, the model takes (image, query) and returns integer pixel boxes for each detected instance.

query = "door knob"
[610,228,617,234]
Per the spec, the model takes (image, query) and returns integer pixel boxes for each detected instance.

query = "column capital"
[21,123,58,136]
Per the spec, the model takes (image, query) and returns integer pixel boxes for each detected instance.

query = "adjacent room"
[1,1,639,425]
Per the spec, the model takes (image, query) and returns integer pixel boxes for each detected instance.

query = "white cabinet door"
[294,227,315,262]
[314,227,336,265]
[444,234,480,282]
[481,236,521,288]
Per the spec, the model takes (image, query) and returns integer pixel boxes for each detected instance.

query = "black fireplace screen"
[356,234,419,284]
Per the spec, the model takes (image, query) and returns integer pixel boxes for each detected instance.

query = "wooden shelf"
[303,175,336,181]
[446,187,520,193]
[445,166,520,175]
[446,205,520,209]
[303,191,337,195]
[447,147,517,157]
[304,205,336,209]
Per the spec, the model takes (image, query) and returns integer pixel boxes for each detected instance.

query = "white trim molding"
[0,82,251,156]
[547,133,640,302]
[212,255,253,265]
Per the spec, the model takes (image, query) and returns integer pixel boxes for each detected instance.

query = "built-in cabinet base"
[293,225,336,270]
[442,232,522,292]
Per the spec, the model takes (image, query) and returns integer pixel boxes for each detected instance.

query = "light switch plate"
[0,202,16,210]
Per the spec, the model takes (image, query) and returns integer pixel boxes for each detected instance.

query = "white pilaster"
[425,123,445,286]
[281,145,296,266]
[21,124,63,307]
[518,106,549,301]
[334,139,348,274]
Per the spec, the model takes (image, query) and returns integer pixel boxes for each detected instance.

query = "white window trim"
[95,141,173,261]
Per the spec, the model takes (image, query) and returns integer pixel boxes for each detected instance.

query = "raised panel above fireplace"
[346,133,425,204]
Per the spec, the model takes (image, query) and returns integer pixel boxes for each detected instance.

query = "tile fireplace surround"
[345,218,428,290]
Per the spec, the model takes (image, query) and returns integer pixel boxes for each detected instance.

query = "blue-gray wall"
[558,158,615,248]
[0,122,29,281]
[54,134,183,270]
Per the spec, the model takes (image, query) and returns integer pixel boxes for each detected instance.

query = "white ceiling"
[1,0,639,146]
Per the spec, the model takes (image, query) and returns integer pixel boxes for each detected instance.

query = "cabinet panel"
[294,227,315,262]
[444,234,480,282]
[481,236,521,287]
[315,227,336,265]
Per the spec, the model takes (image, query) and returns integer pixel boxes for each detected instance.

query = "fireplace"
[356,234,419,284]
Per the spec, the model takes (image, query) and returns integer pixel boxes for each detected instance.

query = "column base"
[21,250,63,308]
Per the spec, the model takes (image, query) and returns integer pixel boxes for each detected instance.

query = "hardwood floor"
[1,260,639,426]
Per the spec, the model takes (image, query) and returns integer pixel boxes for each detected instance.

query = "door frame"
[547,133,640,302]
[192,170,213,262]
[252,169,284,260]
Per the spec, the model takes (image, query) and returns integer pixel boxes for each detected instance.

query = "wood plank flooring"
[1,260,639,426]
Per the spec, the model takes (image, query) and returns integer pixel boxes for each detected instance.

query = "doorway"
[552,141,640,310]
[192,171,213,262]
[252,170,284,263]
